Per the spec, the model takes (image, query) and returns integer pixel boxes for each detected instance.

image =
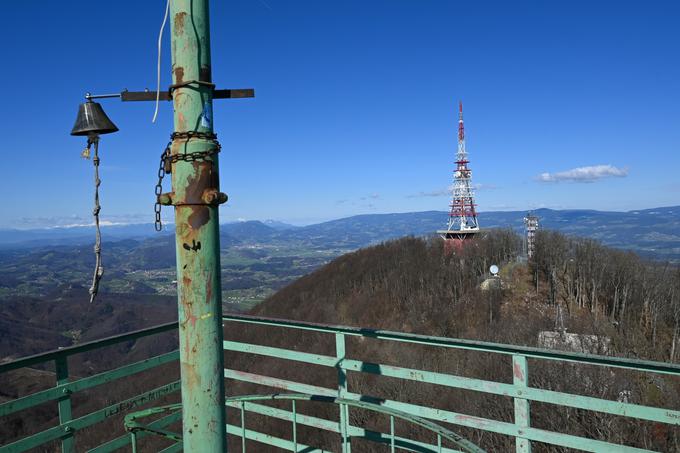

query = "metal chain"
[154,132,220,231]
[154,141,171,231]
[88,136,104,303]
[171,130,219,142]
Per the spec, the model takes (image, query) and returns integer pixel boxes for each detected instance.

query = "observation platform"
[437,228,480,242]
[1,313,679,452]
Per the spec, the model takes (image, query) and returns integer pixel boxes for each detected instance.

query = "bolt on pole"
[169,0,227,450]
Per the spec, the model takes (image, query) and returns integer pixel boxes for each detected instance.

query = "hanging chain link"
[154,131,221,231]
[154,140,172,231]
[87,136,104,303]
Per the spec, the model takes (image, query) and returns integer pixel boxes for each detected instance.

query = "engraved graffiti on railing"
[104,383,179,418]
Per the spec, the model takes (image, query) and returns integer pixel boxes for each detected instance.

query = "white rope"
[152,0,171,123]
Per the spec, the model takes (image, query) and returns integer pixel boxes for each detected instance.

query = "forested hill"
[250,231,521,335]
[250,229,680,360]
[227,230,680,451]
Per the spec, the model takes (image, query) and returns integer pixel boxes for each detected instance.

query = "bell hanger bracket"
[84,86,254,103]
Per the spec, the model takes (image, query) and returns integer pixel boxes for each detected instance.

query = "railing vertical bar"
[513,354,531,453]
[241,401,246,453]
[130,432,137,453]
[336,332,351,453]
[437,433,442,453]
[292,399,298,452]
[390,414,395,453]
[55,356,74,453]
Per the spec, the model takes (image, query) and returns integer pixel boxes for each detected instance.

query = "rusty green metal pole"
[169,0,227,450]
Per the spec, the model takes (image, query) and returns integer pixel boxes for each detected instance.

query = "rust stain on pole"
[169,0,227,450]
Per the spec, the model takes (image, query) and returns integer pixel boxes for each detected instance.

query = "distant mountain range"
[0,206,678,333]
[1,206,679,260]
[0,220,299,249]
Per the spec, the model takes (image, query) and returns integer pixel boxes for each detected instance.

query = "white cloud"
[360,193,380,201]
[473,183,497,191]
[11,213,152,229]
[406,188,449,198]
[336,194,380,205]
[407,183,496,198]
[537,165,628,183]
[54,220,132,229]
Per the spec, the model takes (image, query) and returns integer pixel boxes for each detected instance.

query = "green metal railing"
[222,314,680,453]
[2,314,680,452]
[0,322,180,453]
[124,394,485,453]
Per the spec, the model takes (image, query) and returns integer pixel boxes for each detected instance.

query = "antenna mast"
[437,101,481,246]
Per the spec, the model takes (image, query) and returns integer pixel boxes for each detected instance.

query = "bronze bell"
[70,100,119,136]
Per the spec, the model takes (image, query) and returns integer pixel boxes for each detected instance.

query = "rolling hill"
[0,206,678,312]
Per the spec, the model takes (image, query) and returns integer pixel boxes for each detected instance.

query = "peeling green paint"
[169,0,226,451]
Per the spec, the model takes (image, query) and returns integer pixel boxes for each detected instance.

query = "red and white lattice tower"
[437,101,480,245]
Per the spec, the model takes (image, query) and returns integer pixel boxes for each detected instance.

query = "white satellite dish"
[489,265,499,276]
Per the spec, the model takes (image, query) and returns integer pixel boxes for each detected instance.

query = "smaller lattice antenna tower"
[437,101,480,245]
[524,212,539,258]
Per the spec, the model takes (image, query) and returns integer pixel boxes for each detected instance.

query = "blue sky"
[1,0,678,228]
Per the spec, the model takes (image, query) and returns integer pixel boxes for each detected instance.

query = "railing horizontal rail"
[225,399,465,453]
[126,394,483,452]
[226,400,339,433]
[0,321,180,453]
[4,313,677,452]
[223,340,680,425]
[224,340,339,367]
[225,368,336,397]
[223,314,680,452]
[0,321,178,374]
[226,423,328,453]
[223,394,481,451]
[87,410,182,453]
[1,381,180,453]
[0,350,179,417]
[223,314,680,375]
[224,368,653,453]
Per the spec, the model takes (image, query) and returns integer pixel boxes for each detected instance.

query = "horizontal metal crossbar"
[223,368,654,453]
[226,400,339,433]
[120,88,254,102]
[0,350,179,417]
[3,312,677,453]
[226,423,329,453]
[223,340,680,425]
[0,321,180,453]
[223,394,483,452]
[87,410,182,453]
[124,394,483,452]
[0,321,178,374]
[228,399,465,453]
[223,314,680,375]
[222,314,680,452]
[225,396,470,453]
[0,381,180,453]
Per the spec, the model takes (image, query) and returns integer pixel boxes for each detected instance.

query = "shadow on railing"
[2,314,679,452]
[125,394,485,453]
[222,314,680,453]
[0,322,180,453]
